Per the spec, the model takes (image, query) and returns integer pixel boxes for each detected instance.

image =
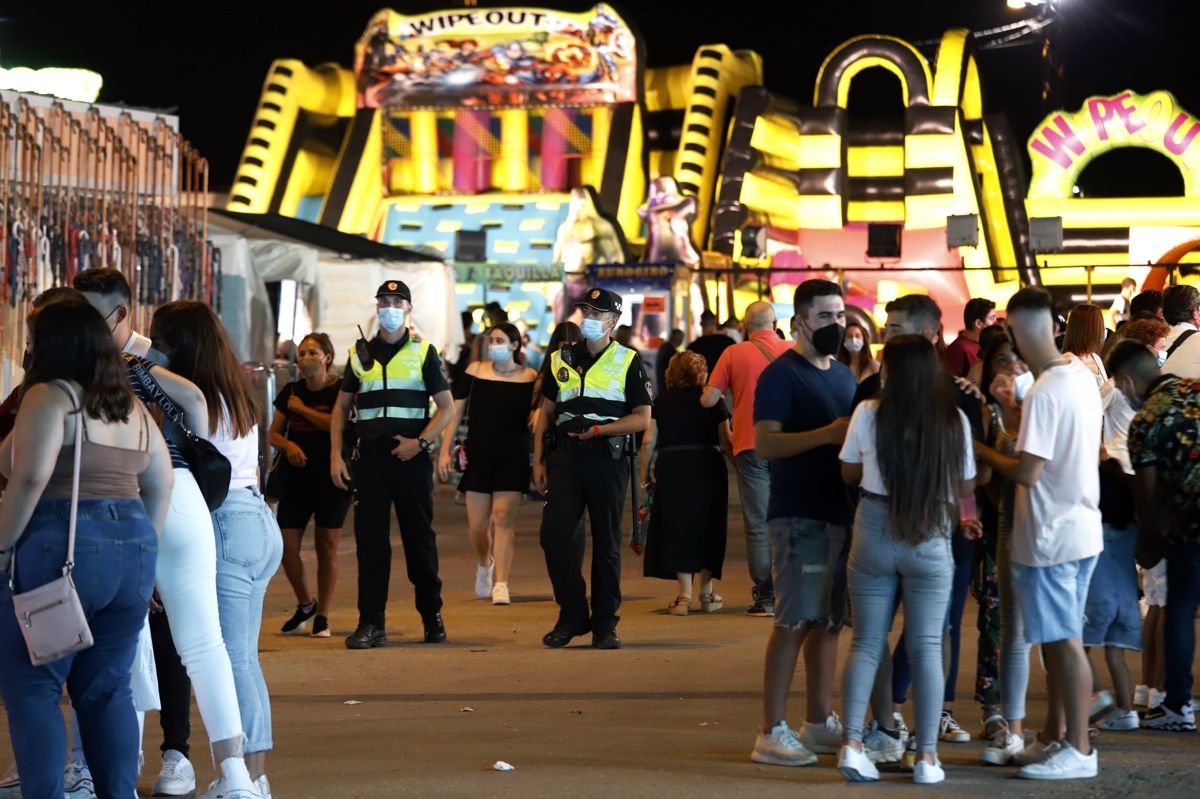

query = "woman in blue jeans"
[152,301,283,799]
[0,299,174,799]
[836,335,976,785]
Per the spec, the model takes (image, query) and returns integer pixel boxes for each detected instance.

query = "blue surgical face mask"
[378,307,406,332]
[1013,370,1035,402]
[488,344,512,363]
[580,317,607,342]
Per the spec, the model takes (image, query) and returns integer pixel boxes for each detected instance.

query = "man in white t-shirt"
[1160,285,1200,363]
[975,287,1103,781]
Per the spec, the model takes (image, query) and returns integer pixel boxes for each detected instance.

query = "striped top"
[126,356,189,470]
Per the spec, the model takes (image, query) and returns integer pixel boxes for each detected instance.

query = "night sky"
[2,0,1194,196]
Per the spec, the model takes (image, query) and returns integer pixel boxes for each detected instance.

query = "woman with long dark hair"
[437,322,537,605]
[837,321,879,383]
[836,335,975,784]
[151,301,282,799]
[270,332,351,637]
[0,299,173,799]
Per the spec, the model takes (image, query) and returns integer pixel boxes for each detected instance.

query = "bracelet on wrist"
[593,424,602,438]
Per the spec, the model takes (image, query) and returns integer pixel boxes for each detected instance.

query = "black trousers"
[149,608,191,757]
[353,444,442,628]
[539,441,629,634]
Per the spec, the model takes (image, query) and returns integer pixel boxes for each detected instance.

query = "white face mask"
[1156,349,1168,368]
[1013,370,1035,402]
[844,338,864,354]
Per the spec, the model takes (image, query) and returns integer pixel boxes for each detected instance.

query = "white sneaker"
[1133,684,1149,707]
[801,712,843,755]
[1088,689,1116,724]
[862,721,905,764]
[1098,709,1139,731]
[491,581,511,605]
[256,775,272,799]
[913,757,946,784]
[837,745,880,782]
[196,777,264,799]
[475,559,495,599]
[981,726,1025,765]
[939,711,971,743]
[64,760,95,799]
[750,722,818,766]
[152,750,196,796]
[1018,741,1098,780]
[1148,688,1166,709]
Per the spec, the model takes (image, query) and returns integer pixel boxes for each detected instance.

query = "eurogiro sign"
[1027,90,1200,198]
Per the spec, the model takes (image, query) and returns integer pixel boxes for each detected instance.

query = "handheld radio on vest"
[355,325,374,371]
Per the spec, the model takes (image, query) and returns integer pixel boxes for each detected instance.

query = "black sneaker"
[423,613,447,644]
[311,615,330,638]
[345,623,387,650]
[282,601,317,634]
[747,599,775,617]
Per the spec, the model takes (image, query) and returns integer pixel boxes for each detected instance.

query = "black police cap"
[576,287,623,314]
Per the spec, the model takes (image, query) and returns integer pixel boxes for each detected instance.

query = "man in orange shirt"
[702,301,792,616]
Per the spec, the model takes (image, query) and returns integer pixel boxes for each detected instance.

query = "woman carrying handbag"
[0,299,173,799]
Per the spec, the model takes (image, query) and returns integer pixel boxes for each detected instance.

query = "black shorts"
[275,461,353,530]
[457,440,530,495]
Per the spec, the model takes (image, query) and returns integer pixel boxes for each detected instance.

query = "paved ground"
[3,480,1198,797]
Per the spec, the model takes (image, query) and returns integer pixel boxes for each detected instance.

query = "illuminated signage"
[0,67,103,103]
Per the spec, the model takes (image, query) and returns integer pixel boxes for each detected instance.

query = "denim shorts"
[1012,555,1099,645]
[1083,525,1141,650]
[769,517,849,630]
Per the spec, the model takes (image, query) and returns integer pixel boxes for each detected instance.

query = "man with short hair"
[702,300,791,616]
[1109,277,1137,326]
[1129,289,1164,321]
[750,280,854,766]
[73,268,168,364]
[1109,341,1200,733]
[654,329,685,394]
[331,280,457,649]
[689,309,734,373]
[1161,285,1200,352]
[532,288,652,650]
[943,298,998,378]
[975,286,1103,780]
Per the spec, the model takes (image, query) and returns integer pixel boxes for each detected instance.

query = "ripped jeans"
[768,517,849,630]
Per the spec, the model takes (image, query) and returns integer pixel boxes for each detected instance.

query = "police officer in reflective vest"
[532,288,653,650]
[331,280,456,649]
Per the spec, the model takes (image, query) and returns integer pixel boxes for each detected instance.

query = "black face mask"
[807,322,845,357]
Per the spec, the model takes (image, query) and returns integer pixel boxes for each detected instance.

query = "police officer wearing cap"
[331,280,456,649]
[532,288,653,649]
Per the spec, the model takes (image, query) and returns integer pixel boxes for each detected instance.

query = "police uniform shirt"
[541,340,653,434]
[342,332,450,440]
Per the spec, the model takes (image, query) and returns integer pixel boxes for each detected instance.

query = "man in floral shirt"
[1110,340,1200,733]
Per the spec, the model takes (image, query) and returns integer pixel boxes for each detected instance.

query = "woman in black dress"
[269,332,352,638]
[639,350,732,616]
[438,322,536,605]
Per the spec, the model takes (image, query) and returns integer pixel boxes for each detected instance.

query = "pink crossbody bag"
[9,380,94,666]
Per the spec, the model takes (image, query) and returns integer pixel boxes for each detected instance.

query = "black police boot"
[591,629,621,650]
[542,618,591,648]
[345,623,387,650]
[423,613,447,643]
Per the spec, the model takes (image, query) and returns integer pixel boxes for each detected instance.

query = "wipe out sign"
[1028,90,1200,198]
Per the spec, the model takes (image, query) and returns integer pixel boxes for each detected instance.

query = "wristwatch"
[418,437,433,453]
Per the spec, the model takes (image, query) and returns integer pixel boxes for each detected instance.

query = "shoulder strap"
[125,355,189,433]
[749,338,779,364]
[51,381,83,576]
[1167,329,1196,358]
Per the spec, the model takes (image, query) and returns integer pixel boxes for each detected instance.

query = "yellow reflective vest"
[348,337,432,422]
[551,342,635,426]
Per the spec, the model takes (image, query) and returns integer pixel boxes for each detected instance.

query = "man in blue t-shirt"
[750,279,856,767]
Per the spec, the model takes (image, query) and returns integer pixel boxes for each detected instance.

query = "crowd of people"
[1,266,1198,795]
